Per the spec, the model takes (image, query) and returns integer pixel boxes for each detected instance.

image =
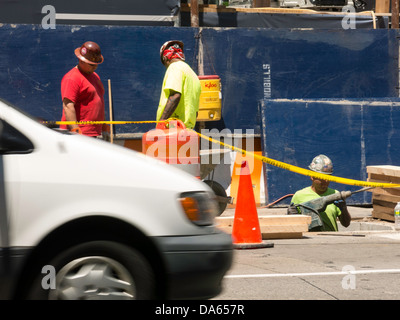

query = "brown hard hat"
[75,41,104,65]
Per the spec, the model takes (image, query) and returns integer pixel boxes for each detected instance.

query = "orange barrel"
[142,120,200,178]
[197,75,222,121]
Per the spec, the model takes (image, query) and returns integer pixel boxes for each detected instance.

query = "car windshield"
[0,98,72,135]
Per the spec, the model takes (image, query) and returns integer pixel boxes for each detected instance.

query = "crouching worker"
[287,154,351,232]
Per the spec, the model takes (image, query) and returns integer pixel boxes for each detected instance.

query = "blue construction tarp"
[0,25,397,135]
[260,98,400,205]
[0,24,399,204]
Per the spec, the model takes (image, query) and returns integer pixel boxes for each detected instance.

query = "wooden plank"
[372,204,395,221]
[367,170,400,197]
[368,173,400,184]
[375,0,391,13]
[181,4,380,16]
[370,186,400,197]
[367,170,400,202]
[372,198,397,209]
[262,232,303,239]
[260,224,309,233]
[366,165,400,177]
[215,215,311,227]
[367,166,399,222]
[372,210,394,222]
[372,204,394,215]
[373,192,400,203]
[215,226,306,239]
[259,215,311,225]
[216,228,306,240]
[215,215,311,239]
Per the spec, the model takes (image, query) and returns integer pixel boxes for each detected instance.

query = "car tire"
[26,241,156,300]
[203,180,228,216]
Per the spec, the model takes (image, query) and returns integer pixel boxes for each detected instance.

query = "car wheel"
[203,180,228,216]
[26,241,156,300]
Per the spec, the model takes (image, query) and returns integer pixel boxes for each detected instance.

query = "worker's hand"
[101,124,111,142]
[165,119,178,129]
[156,120,170,130]
[102,123,110,133]
[70,127,82,135]
[287,204,299,215]
[334,199,346,210]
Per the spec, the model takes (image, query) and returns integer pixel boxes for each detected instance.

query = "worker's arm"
[159,90,181,120]
[336,200,351,227]
[62,98,81,133]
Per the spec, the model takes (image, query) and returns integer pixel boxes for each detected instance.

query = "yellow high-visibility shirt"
[157,60,201,129]
[291,187,342,231]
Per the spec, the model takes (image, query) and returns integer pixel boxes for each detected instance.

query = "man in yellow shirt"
[157,40,201,129]
[288,155,352,231]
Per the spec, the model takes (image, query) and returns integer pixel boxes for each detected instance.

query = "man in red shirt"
[60,41,105,137]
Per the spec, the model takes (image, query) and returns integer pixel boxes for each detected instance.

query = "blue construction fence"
[0,24,399,204]
[261,98,400,205]
[0,24,398,135]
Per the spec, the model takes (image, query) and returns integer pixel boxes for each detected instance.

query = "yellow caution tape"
[195,131,400,189]
[42,120,162,125]
[41,119,400,188]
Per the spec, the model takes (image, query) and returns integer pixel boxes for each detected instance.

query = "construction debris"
[215,215,311,239]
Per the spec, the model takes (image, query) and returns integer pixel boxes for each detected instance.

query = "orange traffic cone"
[232,161,274,249]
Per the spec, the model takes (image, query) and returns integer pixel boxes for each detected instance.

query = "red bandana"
[163,44,185,62]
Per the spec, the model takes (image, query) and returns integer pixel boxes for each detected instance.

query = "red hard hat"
[75,41,104,65]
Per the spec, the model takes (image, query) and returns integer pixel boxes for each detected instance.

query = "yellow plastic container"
[197,75,221,121]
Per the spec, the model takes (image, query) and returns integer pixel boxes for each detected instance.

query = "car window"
[0,119,34,154]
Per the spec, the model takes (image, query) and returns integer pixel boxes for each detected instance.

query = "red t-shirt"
[60,67,105,136]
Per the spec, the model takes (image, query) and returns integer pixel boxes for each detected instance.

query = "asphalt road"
[213,205,400,301]
[214,231,400,300]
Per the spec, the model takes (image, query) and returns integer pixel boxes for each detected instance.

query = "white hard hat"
[308,154,333,175]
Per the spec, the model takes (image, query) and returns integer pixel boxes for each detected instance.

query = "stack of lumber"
[215,215,311,239]
[367,165,400,222]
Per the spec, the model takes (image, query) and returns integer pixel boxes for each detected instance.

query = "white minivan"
[0,99,233,300]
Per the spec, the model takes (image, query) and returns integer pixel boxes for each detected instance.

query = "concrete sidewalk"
[220,205,397,233]
[221,205,373,219]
